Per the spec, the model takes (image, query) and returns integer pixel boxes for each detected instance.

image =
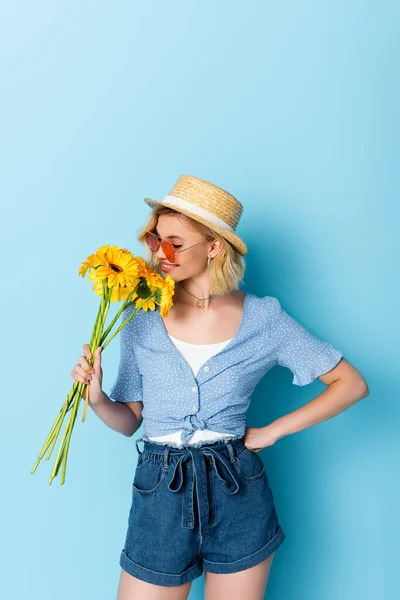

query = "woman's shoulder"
[249,292,282,319]
[215,289,282,319]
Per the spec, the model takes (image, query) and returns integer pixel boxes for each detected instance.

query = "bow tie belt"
[167,445,240,531]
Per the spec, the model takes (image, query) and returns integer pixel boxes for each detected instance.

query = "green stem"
[101,293,155,350]
[60,387,81,485]
[100,286,138,343]
[31,383,80,473]
[45,388,79,460]
[54,283,112,483]
[89,298,104,348]
[48,405,76,484]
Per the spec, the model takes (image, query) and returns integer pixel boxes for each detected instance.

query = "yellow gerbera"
[158,274,175,317]
[135,256,153,279]
[134,296,157,312]
[79,245,140,291]
[78,244,113,278]
[128,272,175,314]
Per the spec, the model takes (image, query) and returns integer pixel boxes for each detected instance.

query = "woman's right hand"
[71,344,103,405]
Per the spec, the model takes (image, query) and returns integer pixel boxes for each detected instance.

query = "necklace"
[179,284,210,309]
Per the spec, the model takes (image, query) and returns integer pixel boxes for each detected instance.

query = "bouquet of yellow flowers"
[31,245,175,485]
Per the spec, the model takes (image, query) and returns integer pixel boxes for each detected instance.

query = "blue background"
[2,1,399,598]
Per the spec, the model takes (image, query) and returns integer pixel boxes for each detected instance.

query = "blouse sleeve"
[267,296,343,386]
[108,309,143,403]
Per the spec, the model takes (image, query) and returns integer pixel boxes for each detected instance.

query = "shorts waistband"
[135,434,245,457]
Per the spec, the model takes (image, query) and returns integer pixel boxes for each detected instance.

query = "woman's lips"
[161,263,179,272]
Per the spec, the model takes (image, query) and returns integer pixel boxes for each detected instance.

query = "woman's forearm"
[266,378,369,443]
[90,391,141,437]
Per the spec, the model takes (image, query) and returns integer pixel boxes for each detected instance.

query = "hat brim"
[143,197,247,256]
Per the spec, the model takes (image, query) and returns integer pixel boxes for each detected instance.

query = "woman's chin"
[161,265,180,276]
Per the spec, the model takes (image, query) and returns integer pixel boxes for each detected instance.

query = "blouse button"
[191,386,197,392]
[204,366,210,372]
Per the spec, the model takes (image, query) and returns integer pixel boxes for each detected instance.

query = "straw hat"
[143,174,247,255]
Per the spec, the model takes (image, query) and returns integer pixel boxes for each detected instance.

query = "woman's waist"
[148,429,237,447]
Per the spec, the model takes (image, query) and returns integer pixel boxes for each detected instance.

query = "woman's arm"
[265,358,369,444]
[90,391,143,437]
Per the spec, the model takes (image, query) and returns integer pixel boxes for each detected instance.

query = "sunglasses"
[145,231,210,263]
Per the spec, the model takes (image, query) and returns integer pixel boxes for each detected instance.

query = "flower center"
[110,264,123,273]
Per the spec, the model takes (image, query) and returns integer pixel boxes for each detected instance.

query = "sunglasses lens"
[146,232,159,252]
[163,242,175,262]
[146,232,175,262]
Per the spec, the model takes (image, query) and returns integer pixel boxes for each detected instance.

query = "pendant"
[197,299,205,309]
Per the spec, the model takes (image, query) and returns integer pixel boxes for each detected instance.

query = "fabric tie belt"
[167,444,240,542]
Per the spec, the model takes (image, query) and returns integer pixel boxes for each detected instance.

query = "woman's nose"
[155,244,167,260]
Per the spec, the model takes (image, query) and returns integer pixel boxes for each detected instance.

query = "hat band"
[162,195,235,233]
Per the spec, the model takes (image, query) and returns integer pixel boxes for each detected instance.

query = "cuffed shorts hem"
[202,525,286,575]
[119,549,204,587]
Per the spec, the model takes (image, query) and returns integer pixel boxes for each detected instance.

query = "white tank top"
[148,334,237,446]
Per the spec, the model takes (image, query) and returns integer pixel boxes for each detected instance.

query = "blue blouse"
[108,292,343,446]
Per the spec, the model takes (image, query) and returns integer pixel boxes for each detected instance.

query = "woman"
[72,175,369,599]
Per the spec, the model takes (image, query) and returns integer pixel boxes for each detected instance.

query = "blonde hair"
[137,205,246,296]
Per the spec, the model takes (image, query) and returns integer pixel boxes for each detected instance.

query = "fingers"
[78,353,95,376]
[71,343,96,385]
[72,364,93,385]
[83,343,92,361]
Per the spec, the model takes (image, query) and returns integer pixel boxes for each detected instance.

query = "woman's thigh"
[116,568,193,600]
[204,552,275,600]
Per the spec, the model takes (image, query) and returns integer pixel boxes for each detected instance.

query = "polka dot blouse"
[108,292,343,446]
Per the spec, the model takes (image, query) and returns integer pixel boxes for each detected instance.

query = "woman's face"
[150,214,216,282]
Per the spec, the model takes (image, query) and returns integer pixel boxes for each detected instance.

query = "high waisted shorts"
[119,435,286,587]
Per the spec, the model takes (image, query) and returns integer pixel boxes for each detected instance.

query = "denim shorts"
[119,435,286,587]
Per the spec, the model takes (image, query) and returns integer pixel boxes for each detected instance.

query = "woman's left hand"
[243,426,277,452]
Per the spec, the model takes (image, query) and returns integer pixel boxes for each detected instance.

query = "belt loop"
[163,445,170,469]
[226,440,235,463]
[135,437,143,456]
